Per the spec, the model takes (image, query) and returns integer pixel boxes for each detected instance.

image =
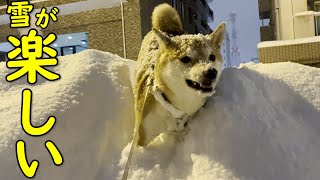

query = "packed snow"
[0,49,319,180]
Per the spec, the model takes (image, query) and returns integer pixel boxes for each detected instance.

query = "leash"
[121,74,154,180]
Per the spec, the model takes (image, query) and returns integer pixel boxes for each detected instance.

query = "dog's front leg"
[146,127,190,149]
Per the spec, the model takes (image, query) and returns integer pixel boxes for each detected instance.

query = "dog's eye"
[181,56,192,63]
[209,54,216,62]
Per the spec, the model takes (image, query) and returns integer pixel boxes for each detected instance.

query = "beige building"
[0,0,214,61]
[258,0,320,67]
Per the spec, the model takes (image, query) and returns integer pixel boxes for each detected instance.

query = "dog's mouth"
[186,79,213,93]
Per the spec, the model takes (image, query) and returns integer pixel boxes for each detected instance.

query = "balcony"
[294,11,319,38]
[259,0,271,20]
[208,8,214,20]
[199,0,207,8]
[201,19,209,31]
[260,25,275,41]
[258,36,320,67]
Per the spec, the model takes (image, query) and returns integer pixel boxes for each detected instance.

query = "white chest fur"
[142,100,177,145]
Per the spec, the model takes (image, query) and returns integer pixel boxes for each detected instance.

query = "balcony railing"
[258,0,271,19]
[209,8,213,18]
[201,19,209,30]
[199,0,206,7]
[295,11,320,37]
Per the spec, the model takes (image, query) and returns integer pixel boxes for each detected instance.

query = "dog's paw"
[146,129,190,149]
[147,132,176,149]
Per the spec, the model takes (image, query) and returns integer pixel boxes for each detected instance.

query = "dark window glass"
[201,19,208,30]
[199,0,206,7]
[189,8,193,22]
[0,51,7,62]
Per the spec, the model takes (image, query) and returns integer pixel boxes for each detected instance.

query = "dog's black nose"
[205,68,217,80]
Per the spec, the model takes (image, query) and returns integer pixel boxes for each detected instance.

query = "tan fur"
[152,3,183,35]
[134,3,226,146]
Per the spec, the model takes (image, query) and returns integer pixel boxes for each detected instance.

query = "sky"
[209,0,261,62]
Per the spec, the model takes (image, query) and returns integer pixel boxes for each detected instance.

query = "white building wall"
[293,0,315,38]
[278,0,294,40]
[277,0,315,40]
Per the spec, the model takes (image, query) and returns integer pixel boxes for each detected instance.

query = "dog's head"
[153,23,226,99]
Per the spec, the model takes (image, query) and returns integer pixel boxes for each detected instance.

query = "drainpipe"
[121,1,127,59]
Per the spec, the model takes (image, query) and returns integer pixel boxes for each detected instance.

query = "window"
[181,1,185,19]
[209,8,214,17]
[0,42,13,61]
[199,0,206,7]
[195,26,199,34]
[51,32,88,56]
[189,8,193,22]
[171,0,176,8]
[0,51,7,62]
[189,8,198,23]
[208,8,214,22]
[201,19,208,30]
[193,12,198,20]
[61,46,76,56]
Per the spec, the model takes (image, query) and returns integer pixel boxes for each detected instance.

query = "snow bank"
[0,50,135,179]
[0,50,319,180]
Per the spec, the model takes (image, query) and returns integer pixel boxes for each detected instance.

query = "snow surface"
[0,49,320,180]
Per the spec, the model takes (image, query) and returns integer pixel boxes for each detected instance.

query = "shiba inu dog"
[134,3,226,147]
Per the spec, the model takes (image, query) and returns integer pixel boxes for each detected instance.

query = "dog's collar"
[152,85,188,120]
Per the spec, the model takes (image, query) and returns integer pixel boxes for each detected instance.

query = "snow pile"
[0,50,135,179]
[0,50,320,180]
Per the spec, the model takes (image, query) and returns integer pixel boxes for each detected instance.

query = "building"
[259,0,320,41]
[0,0,214,62]
[258,0,320,67]
[250,57,259,63]
[221,31,231,68]
[141,0,214,36]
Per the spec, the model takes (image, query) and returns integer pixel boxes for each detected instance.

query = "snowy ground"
[0,49,319,180]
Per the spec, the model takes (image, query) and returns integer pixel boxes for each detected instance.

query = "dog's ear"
[153,28,175,48]
[209,22,226,48]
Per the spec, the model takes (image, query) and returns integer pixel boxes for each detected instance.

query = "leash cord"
[121,76,153,180]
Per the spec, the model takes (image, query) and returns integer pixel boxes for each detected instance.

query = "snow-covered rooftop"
[0,50,319,179]
[258,36,320,48]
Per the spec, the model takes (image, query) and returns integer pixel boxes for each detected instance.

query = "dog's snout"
[205,68,217,80]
